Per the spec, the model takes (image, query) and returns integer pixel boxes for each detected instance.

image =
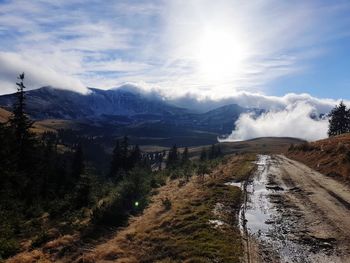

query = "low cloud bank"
[220,102,329,142]
[0,52,89,94]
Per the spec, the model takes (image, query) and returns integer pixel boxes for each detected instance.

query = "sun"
[195,28,247,83]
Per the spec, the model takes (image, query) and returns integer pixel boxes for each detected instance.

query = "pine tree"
[328,101,350,137]
[9,73,34,171]
[166,145,179,168]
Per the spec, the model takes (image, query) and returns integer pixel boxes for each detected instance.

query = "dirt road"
[244,155,350,262]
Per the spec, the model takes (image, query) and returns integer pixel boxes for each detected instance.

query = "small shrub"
[32,229,51,248]
[161,197,172,211]
[288,143,294,151]
[0,237,19,259]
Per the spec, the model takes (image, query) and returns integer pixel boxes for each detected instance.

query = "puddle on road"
[227,155,343,263]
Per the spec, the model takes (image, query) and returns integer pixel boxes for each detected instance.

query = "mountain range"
[0,86,261,146]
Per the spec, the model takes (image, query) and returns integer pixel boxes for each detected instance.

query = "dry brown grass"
[6,155,255,263]
[188,137,305,159]
[76,154,255,263]
[0,107,74,134]
[0,107,11,123]
[43,234,76,251]
[6,249,50,263]
[287,133,350,181]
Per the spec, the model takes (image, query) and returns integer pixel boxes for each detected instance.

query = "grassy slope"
[0,107,11,123]
[7,155,256,263]
[0,107,74,133]
[188,137,305,158]
[287,134,350,181]
[73,154,256,263]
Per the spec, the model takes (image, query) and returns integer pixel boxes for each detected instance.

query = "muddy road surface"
[239,155,350,263]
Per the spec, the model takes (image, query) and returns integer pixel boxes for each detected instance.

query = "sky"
[0,0,350,140]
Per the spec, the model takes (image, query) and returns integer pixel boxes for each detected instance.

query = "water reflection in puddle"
[244,155,275,235]
[226,155,341,263]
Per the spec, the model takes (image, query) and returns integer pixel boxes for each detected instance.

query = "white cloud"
[0,0,349,96]
[167,90,349,113]
[220,102,329,141]
[0,52,88,93]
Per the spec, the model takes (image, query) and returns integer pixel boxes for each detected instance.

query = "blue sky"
[0,0,350,100]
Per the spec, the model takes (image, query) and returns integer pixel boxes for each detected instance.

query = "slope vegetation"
[78,154,255,263]
[287,133,350,181]
[7,154,256,263]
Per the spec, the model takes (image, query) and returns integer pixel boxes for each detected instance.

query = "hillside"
[0,107,11,123]
[7,154,256,263]
[287,133,350,180]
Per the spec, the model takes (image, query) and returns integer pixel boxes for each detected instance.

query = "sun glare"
[195,28,247,83]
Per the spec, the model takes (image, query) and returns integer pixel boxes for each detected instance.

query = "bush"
[91,190,125,226]
[0,237,19,259]
[288,143,294,151]
[161,197,172,211]
[0,222,19,259]
[32,229,51,248]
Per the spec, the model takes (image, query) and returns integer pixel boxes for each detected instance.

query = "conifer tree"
[9,73,34,171]
[166,145,179,168]
[328,101,350,137]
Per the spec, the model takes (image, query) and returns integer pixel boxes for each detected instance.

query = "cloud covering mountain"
[221,102,329,141]
[171,91,347,141]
